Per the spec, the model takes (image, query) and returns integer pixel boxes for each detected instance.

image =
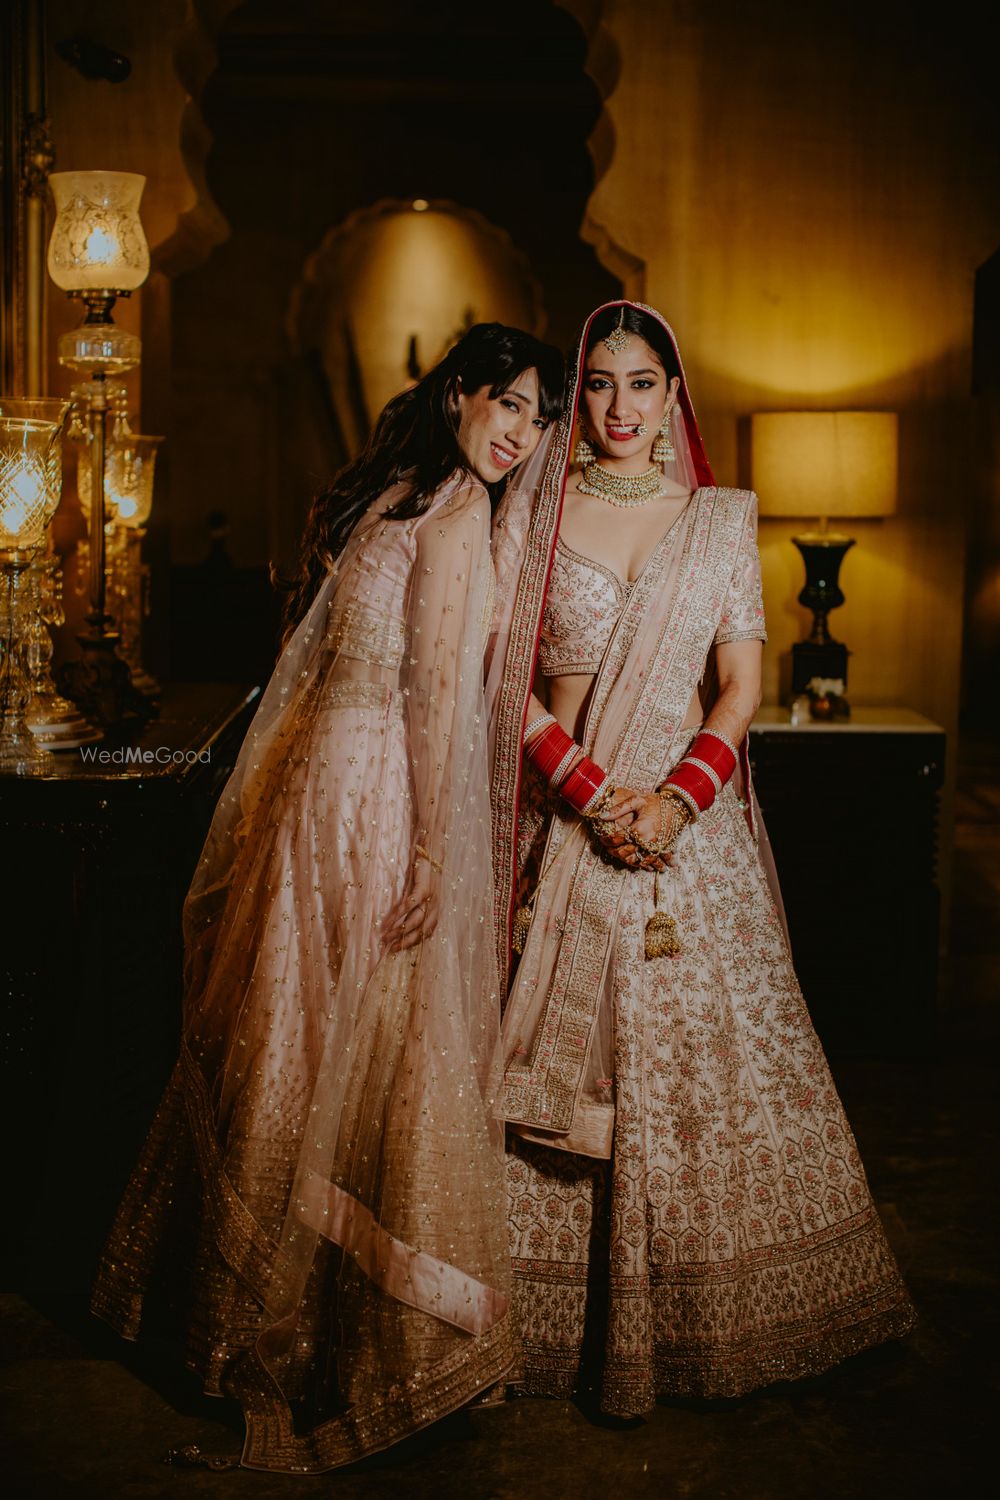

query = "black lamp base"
[792,639,849,696]
[790,533,854,694]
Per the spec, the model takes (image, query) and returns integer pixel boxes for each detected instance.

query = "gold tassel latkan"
[645,910,680,959]
[512,842,566,957]
[645,873,681,959]
[512,903,533,956]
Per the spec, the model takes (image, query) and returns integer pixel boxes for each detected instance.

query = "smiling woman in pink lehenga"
[486,301,915,1417]
[91,323,563,1472]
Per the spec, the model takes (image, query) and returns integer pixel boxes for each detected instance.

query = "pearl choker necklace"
[578,460,665,507]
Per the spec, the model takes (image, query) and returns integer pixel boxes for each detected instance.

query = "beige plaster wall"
[570,0,1000,913]
[579,0,998,738]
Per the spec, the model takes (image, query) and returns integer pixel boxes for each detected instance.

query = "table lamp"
[0,397,97,751]
[46,169,153,726]
[751,411,898,696]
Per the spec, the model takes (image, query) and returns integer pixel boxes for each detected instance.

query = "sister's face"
[455,367,549,484]
[581,337,680,461]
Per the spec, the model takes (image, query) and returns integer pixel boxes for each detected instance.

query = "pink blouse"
[538,504,766,678]
[538,537,632,676]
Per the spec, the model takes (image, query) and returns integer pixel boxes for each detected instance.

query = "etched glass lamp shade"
[111,434,161,528]
[48,172,149,372]
[47,171,150,292]
[79,433,162,528]
[0,399,71,527]
[0,418,61,554]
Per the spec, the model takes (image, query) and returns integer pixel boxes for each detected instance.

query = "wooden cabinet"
[0,682,260,1290]
[748,707,945,1060]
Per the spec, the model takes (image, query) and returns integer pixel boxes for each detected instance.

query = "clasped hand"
[383,854,439,952]
[592,788,674,873]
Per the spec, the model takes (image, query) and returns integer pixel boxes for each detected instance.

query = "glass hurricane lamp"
[0,416,62,772]
[47,170,154,726]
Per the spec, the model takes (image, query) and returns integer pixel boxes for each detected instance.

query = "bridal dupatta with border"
[485,302,915,1415]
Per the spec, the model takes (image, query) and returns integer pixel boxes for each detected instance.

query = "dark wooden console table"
[0,682,260,1290]
[748,706,945,1059]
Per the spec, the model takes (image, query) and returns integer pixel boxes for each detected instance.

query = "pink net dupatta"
[99,477,513,1473]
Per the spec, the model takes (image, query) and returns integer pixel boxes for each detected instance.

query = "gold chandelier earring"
[652,403,677,463]
[574,428,596,465]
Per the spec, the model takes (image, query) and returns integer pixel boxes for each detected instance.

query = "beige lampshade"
[752,411,898,520]
[47,171,150,292]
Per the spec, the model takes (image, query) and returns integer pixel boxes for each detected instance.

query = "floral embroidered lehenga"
[92,474,513,1471]
[485,303,915,1417]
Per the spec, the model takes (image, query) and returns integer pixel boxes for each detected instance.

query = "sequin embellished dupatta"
[93,475,514,1472]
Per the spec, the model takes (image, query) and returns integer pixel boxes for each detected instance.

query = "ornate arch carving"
[150,0,241,279]
[554,0,646,298]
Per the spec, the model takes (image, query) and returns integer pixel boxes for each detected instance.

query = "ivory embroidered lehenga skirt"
[505,744,916,1416]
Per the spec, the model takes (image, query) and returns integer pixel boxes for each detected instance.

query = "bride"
[487,301,915,1416]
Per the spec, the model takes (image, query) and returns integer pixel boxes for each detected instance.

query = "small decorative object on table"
[806,676,849,721]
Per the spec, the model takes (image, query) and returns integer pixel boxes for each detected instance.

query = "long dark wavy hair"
[584,303,682,382]
[281,322,564,643]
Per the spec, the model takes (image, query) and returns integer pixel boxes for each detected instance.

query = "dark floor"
[1,739,997,1500]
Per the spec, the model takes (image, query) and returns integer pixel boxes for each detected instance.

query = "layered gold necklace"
[578,460,665,507]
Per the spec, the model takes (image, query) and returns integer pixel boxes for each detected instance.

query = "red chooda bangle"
[524,721,578,788]
[560,755,611,815]
[688,730,737,783]
[523,720,611,813]
[663,729,740,815]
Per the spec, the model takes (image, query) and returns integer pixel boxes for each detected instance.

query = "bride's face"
[455,367,549,484]
[581,337,680,462]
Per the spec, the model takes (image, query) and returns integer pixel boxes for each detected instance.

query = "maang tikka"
[602,306,630,354]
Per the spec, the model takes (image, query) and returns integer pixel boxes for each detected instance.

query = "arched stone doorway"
[165,0,618,612]
[288,198,547,458]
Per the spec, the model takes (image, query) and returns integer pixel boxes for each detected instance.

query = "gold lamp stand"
[47,171,155,727]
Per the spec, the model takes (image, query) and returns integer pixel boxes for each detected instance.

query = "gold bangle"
[413,843,444,874]
[581,783,616,826]
[629,791,692,858]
